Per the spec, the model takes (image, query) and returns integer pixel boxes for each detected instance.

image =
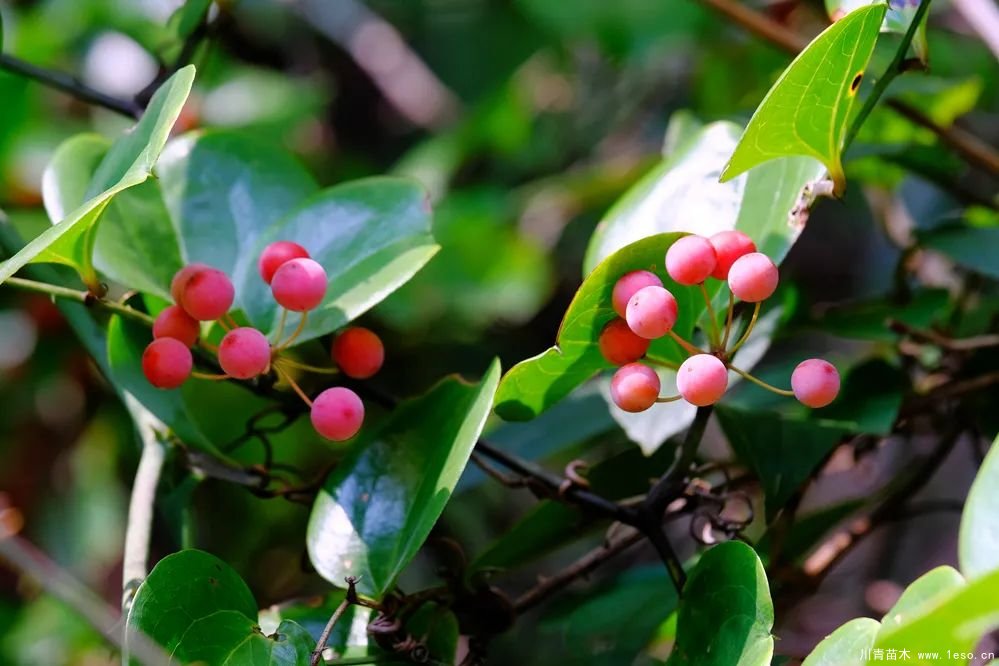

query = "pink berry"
[625,286,678,339]
[178,267,235,321]
[610,363,660,413]
[791,359,840,408]
[142,338,192,389]
[709,230,756,280]
[311,387,365,441]
[598,319,650,366]
[170,263,210,303]
[727,252,778,303]
[676,354,728,406]
[152,305,200,347]
[665,235,717,286]
[218,327,271,379]
[271,258,328,312]
[258,241,310,285]
[331,327,385,379]
[612,270,663,318]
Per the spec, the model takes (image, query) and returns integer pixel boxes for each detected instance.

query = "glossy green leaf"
[168,0,212,40]
[169,613,314,665]
[0,66,195,287]
[821,359,905,435]
[815,289,947,342]
[472,501,586,572]
[584,120,825,273]
[960,435,999,579]
[871,566,999,663]
[308,361,501,597]
[920,224,999,280]
[716,406,848,518]
[494,233,697,422]
[259,592,374,658]
[667,541,774,666]
[720,6,886,194]
[240,177,439,345]
[802,618,880,666]
[126,549,257,654]
[880,566,965,632]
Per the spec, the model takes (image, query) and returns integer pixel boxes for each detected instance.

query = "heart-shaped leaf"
[719,6,886,194]
[802,617,880,666]
[960,435,999,579]
[667,540,774,666]
[0,66,195,288]
[307,361,501,598]
[494,233,698,422]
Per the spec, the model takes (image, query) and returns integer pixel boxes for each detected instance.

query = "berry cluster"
[600,231,840,413]
[141,242,385,441]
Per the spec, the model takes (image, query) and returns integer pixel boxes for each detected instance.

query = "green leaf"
[815,289,948,342]
[472,501,586,572]
[821,359,905,435]
[920,224,999,280]
[960,435,999,579]
[307,361,501,598]
[584,119,825,274]
[825,0,928,62]
[168,613,314,665]
[802,618,880,666]
[239,177,439,345]
[716,406,848,518]
[667,541,774,666]
[880,566,965,631]
[126,549,258,654]
[405,602,460,665]
[719,6,886,194]
[494,233,698,422]
[168,0,212,40]
[871,566,999,663]
[0,66,195,287]
[259,592,374,657]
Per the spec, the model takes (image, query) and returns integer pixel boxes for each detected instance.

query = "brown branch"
[889,318,999,351]
[696,0,999,178]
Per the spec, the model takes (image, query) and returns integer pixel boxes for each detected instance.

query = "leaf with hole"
[307,361,501,598]
[719,5,886,194]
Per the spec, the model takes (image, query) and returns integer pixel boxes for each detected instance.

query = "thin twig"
[312,577,359,666]
[888,318,999,351]
[4,276,155,326]
[0,54,142,118]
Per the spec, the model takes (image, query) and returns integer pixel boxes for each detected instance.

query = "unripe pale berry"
[727,252,778,303]
[625,286,678,340]
[142,338,193,389]
[665,235,717,286]
[610,363,660,412]
[153,305,200,347]
[332,327,385,379]
[218,327,271,379]
[170,263,210,303]
[676,354,728,406]
[709,230,756,280]
[612,270,663,319]
[791,359,840,408]
[311,387,365,441]
[178,267,235,321]
[258,241,310,285]
[598,318,650,366]
[271,258,328,312]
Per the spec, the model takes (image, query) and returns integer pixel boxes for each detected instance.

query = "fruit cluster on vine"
[141,242,385,441]
[600,231,841,412]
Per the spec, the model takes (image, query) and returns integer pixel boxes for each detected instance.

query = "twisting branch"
[695,0,999,178]
[0,54,141,118]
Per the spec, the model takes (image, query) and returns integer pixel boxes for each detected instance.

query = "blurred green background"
[0,0,996,664]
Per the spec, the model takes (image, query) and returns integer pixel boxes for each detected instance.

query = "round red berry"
[258,241,310,285]
[170,263,210,304]
[598,319,650,366]
[332,327,385,379]
[178,266,235,321]
[676,354,728,406]
[610,363,660,412]
[791,359,840,408]
[665,235,717,286]
[612,270,663,319]
[271,258,328,312]
[709,230,756,280]
[727,252,778,303]
[218,327,271,379]
[625,286,678,339]
[311,387,365,441]
[152,305,200,347]
[142,338,193,389]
